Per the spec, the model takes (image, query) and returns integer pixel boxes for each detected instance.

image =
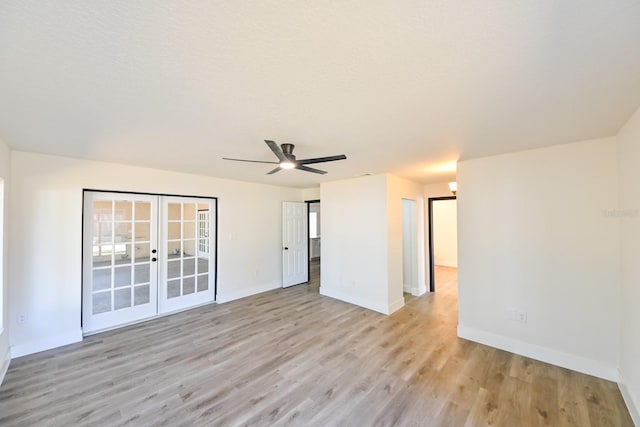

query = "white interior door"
[282,201,308,287]
[83,192,159,333]
[159,197,215,313]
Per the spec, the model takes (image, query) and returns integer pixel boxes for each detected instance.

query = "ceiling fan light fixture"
[223,140,346,175]
[280,161,296,169]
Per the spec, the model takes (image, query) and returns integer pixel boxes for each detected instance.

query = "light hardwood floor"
[0,263,633,426]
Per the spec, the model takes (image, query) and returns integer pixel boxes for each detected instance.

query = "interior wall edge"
[10,328,83,359]
[618,368,640,427]
[457,324,618,382]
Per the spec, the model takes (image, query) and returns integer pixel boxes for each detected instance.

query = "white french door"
[83,192,216,334]
[159,197,215,313]
[282,202,308,287]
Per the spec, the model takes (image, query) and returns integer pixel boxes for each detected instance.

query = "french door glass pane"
[183,259,195,276]
[168,260,180,279]
[135,202,150,221]
[115,222,132,242]
[114,201,133,221]
[134,285,150,305]
[197,275,208,292]
[184,203,196,219]
[183,277,195,295]
[89,198,153,319]
[184,222,196,239]
[114,288,131,310]
[198,258,209,273]
[92,269,111,291]
[167,280,180,298]
[168,222,181,240]
[135,243,150,261]
[114,266,131,287]
[168,204,181,221]
[135,222,150,241]
[134,264,150,284]
[93,292,111,314]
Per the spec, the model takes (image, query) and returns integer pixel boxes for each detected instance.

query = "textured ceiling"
[1,1,640,188]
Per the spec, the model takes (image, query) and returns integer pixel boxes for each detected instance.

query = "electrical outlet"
[17,314,26,324]
[508,309,527,323]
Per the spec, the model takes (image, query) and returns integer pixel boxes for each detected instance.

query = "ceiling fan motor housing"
[281,143,296,160]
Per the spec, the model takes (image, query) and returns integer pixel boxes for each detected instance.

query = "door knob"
[284,247,289,250]
[152,249,157,254]
[152,257,157,262]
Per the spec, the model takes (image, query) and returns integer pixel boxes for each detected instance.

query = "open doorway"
[307,200,321,289]
[428,196,457,292]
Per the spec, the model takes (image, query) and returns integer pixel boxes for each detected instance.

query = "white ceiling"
[1,1,640,188]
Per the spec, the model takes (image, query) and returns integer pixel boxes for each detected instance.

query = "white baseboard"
[618,369,640,426]
[0,346,10,387]
[216,282,281,304]
[411,284,427,296]
[457,324,618,381]
[320,286,401,315]
[10,329,83,359]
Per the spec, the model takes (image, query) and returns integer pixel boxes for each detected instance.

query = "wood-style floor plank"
[0,262,633,426]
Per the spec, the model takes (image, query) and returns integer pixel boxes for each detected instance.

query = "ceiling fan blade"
[222,158,279,164]
[296,165,327,175]
[297,154,347,165]
[266,167,282,175]
[265,140,287,162]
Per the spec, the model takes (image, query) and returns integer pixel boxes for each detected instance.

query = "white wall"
[320,173,425,314]
[320,175,392,314]
[0,139,10,385]
[457,138,621,381]
[424,182,454,198]
[9,151,302,357]
[301,187,320,201]
[387,175,427,299]
[617,105,640,424]
[402,199,416,293]
[433,199,458,267]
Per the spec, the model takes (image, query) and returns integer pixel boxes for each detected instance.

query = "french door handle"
[284,247,289,250]
[152,249,157,254]
[152,257,157,262]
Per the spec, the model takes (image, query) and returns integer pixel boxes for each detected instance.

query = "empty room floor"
[0,266,632,426]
